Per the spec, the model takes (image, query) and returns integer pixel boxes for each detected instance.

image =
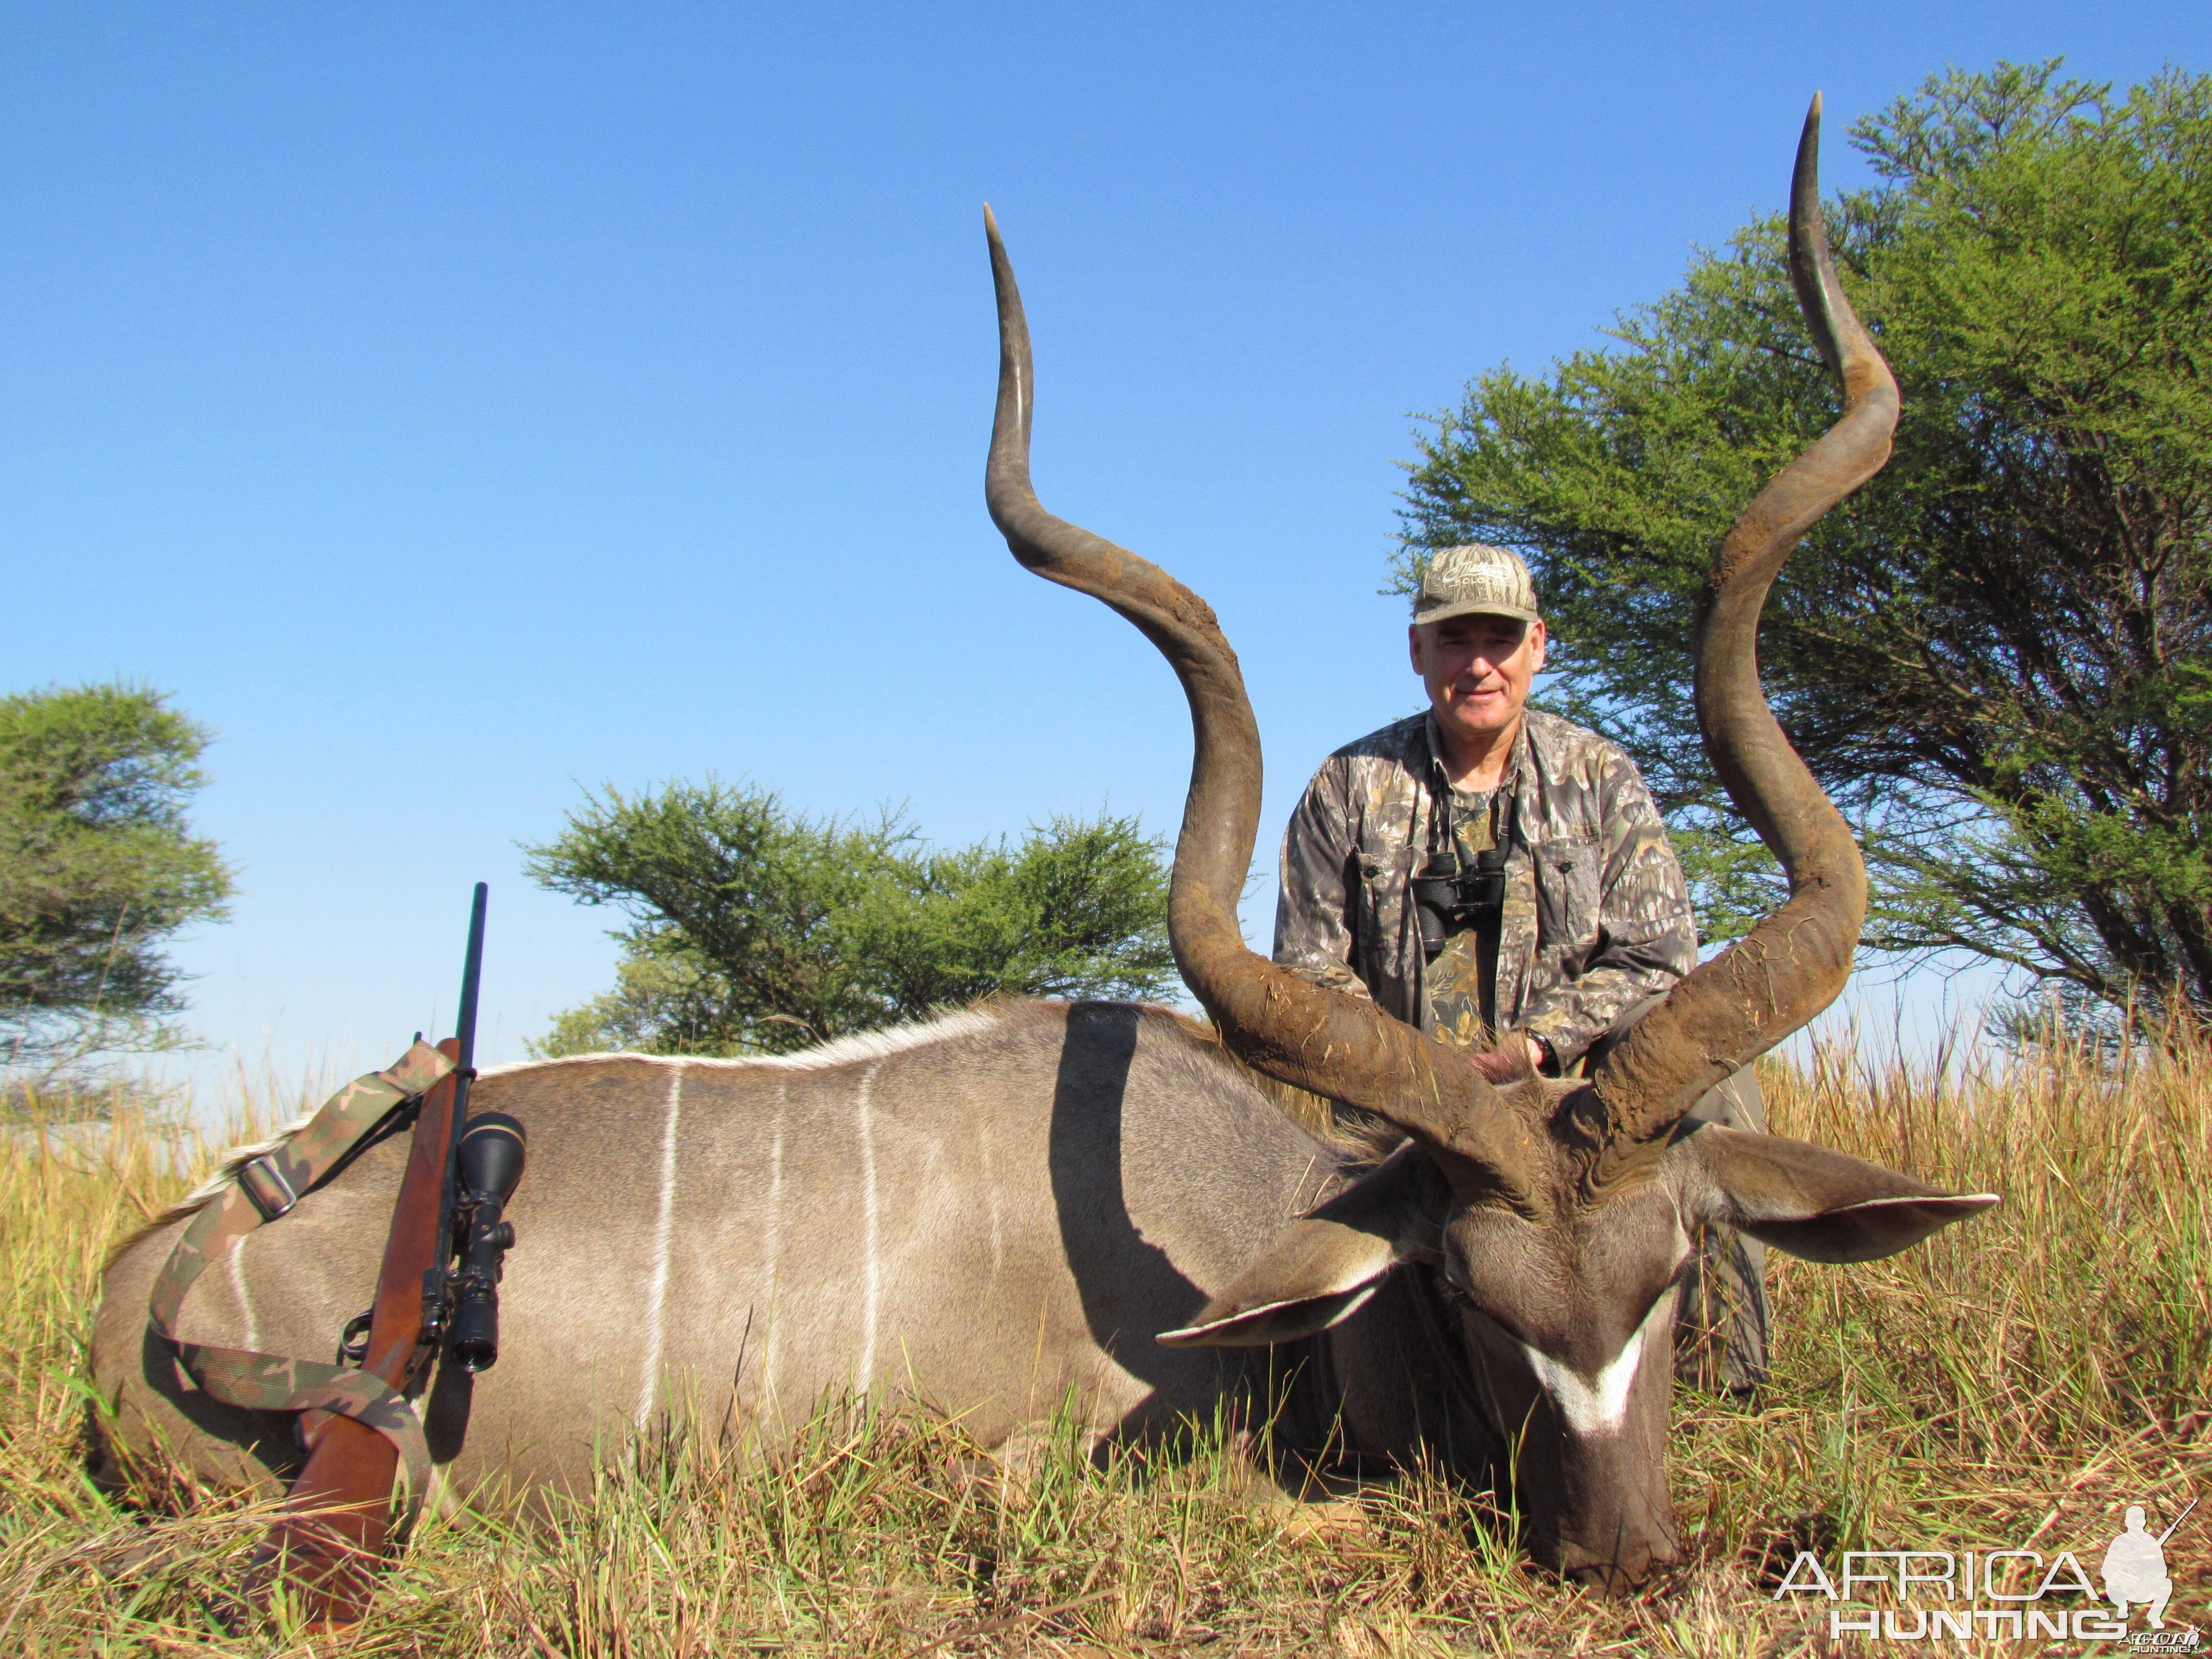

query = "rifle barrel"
[455,881,488,1090]
[431,883,490,1331]
[2157,1497,2197,1545]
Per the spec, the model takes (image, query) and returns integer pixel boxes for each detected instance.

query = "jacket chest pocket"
[1533,834,1603,948]
[1355,844,1418,902]
[1353,844,1418,942]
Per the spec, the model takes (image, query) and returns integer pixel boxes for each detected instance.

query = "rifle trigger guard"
[336,1309,374,1367]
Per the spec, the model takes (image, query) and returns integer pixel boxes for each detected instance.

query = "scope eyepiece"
[449,1307,500,1373]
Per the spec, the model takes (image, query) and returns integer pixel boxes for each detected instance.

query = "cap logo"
[1427,565,1520,604]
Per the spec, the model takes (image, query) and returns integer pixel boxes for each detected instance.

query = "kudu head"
[984,97,1997,1595]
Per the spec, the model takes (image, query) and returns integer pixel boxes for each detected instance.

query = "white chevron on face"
[1517,1289,1674,1437]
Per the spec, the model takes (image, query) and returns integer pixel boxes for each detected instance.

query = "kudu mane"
[129,1003,1018,1247]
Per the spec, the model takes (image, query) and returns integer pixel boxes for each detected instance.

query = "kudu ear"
[1158,1143,1452,1348]
[1677,1122,2000,1264]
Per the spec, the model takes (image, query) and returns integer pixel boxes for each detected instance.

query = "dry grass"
[1,1029,2206,1655]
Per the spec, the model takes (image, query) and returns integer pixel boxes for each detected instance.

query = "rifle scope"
[448,1112,526,1373]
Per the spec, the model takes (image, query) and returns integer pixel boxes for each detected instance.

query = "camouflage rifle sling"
[146,1040,455,1524]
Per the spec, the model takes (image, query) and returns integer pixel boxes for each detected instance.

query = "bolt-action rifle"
[247,883,527,1628]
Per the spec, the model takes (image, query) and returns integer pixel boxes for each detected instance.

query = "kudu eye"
[1434,1267,1536,1348]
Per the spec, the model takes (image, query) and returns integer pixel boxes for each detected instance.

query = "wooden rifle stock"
[245,1035,463,1626]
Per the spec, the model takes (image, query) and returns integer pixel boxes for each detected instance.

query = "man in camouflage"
[1272,543,1768,1392]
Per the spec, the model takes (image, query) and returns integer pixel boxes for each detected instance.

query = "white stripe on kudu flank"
[856,1061,882,1393]
[634,1064,686,1428]
[977,1119,1004,1280]
[228,1234,260,1353]
[759,1082,788,1404]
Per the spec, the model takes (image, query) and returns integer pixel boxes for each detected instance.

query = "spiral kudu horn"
[982,207,1542,1197]
[1587,97,1898,1176]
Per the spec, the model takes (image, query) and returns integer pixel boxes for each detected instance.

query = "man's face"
[1410,611,1547,746]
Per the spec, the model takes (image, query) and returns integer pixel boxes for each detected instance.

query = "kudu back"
[91,101,1994,1593]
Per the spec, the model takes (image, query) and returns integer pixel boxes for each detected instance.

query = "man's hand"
[1467,1048,1519,1085]
[1467,1033,1550,1087]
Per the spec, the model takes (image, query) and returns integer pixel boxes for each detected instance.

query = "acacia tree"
[0,684,235,1074]
[1399,61,2212,1030]
[525,779,1175,1056]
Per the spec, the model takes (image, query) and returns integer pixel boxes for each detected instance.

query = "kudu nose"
[1557,1536,1674,1598]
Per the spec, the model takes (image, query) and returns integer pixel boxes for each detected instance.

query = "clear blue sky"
[7,4,2203,1096]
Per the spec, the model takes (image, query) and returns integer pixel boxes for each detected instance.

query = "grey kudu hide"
[92,102,1995,1592]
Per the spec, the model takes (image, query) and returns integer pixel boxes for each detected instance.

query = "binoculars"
[1411,843,1509,962]
[448,1112,526,1374]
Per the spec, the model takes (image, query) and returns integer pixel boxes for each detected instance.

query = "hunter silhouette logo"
[2105,1500,2192,1636]
[1773,1496,2199,1645]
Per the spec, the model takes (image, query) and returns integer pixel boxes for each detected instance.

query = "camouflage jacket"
[1271,708,1696,1071]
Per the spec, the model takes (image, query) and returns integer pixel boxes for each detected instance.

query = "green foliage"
[0,685,234,1073]
[1399,61,2212,1027]
[1665,824,1787,949]
[525,779,1176,1056]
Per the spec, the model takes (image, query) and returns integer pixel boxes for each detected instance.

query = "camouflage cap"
[1412,544,1541,627]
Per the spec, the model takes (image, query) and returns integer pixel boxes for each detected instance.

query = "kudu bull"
[92,101,1994,1591]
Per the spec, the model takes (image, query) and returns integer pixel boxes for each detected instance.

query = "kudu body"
[91,102,1993,1590]
[94,1003,1477,1505]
